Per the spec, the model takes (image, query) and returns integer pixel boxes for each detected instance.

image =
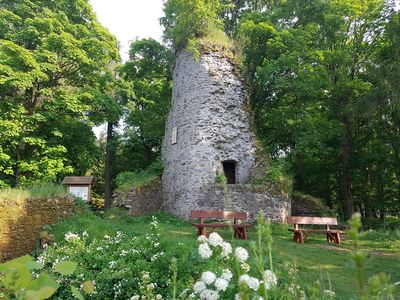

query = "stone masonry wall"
[0,196,75,262]
[112,177,163,216]
[199,184,290,222]
[162,50,258,218]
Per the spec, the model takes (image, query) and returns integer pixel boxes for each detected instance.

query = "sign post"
[61,176,94,201]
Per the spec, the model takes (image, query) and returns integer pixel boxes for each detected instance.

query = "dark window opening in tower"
[222,161,236,184]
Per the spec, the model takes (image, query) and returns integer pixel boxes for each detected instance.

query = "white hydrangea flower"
[238,274,251,286]
[323,290,335,298]
[197,235,208,243]
[263,270,277,289]
[214,278,229,291]
[199,243,213,259]
[194,281,207,293]
[200,289,219,300]
[221,269,233,281]
[64,232,80,242]
[201,271,217,285]
[239,275,259,291]
[220,242,232,258]
[208,232,223,247]
[234,247,249,263]
[248,277,260,291]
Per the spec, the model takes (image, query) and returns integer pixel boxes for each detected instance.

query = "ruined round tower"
[162,49,290,221]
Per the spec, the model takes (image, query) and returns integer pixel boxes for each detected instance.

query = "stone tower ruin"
[162,49,290,221]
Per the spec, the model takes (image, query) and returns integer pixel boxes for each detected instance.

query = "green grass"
[44,209,400,299]
[115,171,160,192]
[0,183,67,201]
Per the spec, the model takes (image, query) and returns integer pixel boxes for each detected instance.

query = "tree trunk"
[104,122,115,210]
[340,116,354,219]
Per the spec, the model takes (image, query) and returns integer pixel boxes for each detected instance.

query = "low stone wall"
[112,177,163,216]
[198,184,291,222]
[0,196,75,262]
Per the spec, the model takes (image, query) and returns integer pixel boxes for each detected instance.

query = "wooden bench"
[191,210,253,240]
[287,216,345,244]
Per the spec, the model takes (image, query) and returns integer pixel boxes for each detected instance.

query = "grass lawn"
[45,208,400,299]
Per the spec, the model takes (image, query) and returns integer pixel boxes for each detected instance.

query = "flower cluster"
[130,271,164,300]
[194,269,233,300]
[194,232,278,299]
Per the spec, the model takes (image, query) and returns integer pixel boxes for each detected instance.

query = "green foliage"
[234,0,399,219]
[0,255,93,300]
[115,171,160,191]
[215,171,227,184]
[161,0,229,51]
[117,39,172,175]
[0,0,120,186]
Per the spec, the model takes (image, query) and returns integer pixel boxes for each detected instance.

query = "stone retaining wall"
[199,184,290,222]
[112,177,163,215]
[0,196,75,262]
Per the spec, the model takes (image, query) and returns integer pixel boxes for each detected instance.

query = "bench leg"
[335,233,341,244]
[293,232,304,244]
[197,227,206,237]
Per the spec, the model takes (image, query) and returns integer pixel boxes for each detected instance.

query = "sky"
[89,0,165,136]
[89,0,164,62]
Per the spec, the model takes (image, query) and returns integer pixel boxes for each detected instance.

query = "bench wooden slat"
[191,210,248,220]
[288,228,344,234]
[287,216,338,225]
[193,223,253,228]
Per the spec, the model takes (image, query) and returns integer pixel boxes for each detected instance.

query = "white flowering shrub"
[36,214,200,299]
[191,230,279,299]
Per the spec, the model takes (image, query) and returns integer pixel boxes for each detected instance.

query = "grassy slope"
[46,209,400,299]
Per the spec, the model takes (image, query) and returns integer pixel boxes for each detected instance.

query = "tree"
[237,0,390,218]
[118,39,172,173]
[0,0,119,186]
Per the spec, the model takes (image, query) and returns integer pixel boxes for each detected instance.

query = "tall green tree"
[238,0,391,218]
[0,0,119,186]
[118,39,172,173]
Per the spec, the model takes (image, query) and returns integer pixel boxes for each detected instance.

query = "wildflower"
[109,261,117,269]
[263,270,277,289]
[239,274,260,291]
[64,232,80,242]
[147,283,155,291]
[156,294,163,299]
[240,263,250,273]
[130,296,140,300]
[82,231,88,237]
[208,232,223,247]
[197,235,208,243]
[323,290,336,298]
[194,281,207,293]
[220,242,232,258]
[201,271,217,285]
[199,243,213,259]
[200,289,219,300]
[234,247,248,263]
[221,269,233,281]
[248,277,260,291]
[214,278,229,291]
